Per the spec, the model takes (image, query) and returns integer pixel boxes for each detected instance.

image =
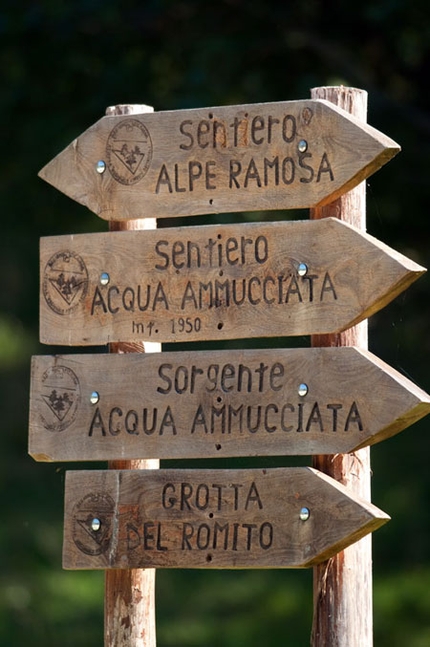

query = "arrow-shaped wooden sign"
[39,218,425,346]
[29,347,430,462]
[39,100,399,220]
[63,467,389,569]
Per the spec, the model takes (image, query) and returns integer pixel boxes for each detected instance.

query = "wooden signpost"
[103,103,159,647]
[38,99,399,220]
[63,467,389,570]
[39,218,424,345]
[32,89,429,647]
[310,86,371,647]
[29,347,430,462]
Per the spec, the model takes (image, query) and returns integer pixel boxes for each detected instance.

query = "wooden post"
[310,87,372,646]
[104,104,160,647]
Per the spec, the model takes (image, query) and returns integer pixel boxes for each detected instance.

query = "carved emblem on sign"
[72,492,114,556]
[63,469,390,569]
[43,251,88,315]
[39,100,400,220]
[40,365,80,431]
[106,119,153,185]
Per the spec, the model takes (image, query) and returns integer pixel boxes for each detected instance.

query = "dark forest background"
[1,0,429,645]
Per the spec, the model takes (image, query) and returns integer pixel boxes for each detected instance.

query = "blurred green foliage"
[1,0,429,644]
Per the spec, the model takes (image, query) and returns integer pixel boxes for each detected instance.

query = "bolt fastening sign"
[39,99,399,220]
[29,347,430,462]
[39,218,425,346]
[63,468,389,569]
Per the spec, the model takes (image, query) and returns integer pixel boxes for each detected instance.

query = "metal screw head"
[100,272,110,286]
[298,383,308,397]
[298,139,308,153]
[90,391,99,405]
[299,507,310,521]
[297,263,308,277]
[91,518,101,532]
[96,160,106,174]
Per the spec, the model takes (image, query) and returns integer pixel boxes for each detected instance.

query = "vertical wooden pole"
[310,87,372,647]
[104,104,160,647]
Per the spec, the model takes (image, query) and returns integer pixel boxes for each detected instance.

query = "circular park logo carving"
[106,118,153,185]
[43,251,88,315]
[72,493,114,556]
[40,365,80,432]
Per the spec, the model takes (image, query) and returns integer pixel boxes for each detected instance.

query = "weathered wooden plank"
[63,467,389,570]
[39,218,425,346]
[28,347,430,462]
[39,99,399,220]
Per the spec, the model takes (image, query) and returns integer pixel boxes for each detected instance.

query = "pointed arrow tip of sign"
[38,154,63,189]
[38,162,49,182]
[38,139,92,211]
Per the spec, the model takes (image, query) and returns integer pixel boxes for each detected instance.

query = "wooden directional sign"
[39,99,399,220]
[63,467,389,570]
[39,218,425,346]
[29,347,430,462]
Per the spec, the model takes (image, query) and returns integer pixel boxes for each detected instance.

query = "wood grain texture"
[39,218,425,346]
[62,467,389,570]
[38,99,399,220]
[310,86,372,647]
[29,347,430,461]
[104,104,158,647]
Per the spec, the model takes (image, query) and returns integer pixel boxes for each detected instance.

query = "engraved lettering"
[320,272,337,300]
[316,152,334,182]
[88,407,106,437]
[345,401,363,431]
[179,120,193,150]
[155,164,173,193]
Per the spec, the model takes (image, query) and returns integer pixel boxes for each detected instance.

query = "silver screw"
[100,272,110,286]
[91,518,101,532]
[299,507,310,521]
[298,263,308,277]
[298,383,308,397]
[90,391,99,405]
[96,160,106,174]
[298,140,308,153]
